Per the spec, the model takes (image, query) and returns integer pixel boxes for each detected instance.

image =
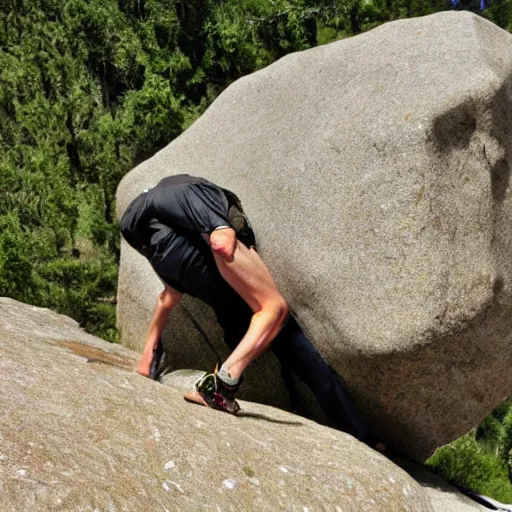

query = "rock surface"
[0,298,435,511]
[117,11,512,460]
[162,371,489,512]
[398,461,487,512]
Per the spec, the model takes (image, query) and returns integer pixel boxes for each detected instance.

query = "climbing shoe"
[193,365,242,415]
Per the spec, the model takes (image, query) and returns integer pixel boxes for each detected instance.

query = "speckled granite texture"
[0,298,433,512]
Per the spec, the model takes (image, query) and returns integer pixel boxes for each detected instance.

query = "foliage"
[427,431,512,503]
[35,256,119,342]
[0,0,325,341]
[426,400,512,502]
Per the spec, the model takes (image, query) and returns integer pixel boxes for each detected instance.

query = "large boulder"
[116,11,512,460]
[0,298,436,511]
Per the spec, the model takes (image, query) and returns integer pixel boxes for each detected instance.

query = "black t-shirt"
[119,174,247,306]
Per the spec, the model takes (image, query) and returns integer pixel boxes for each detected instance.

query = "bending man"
[120,174,371,441]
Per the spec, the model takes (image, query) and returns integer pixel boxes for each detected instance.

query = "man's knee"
[269,295,289,327]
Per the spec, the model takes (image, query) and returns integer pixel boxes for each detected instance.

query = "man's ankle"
[218,365,240,387]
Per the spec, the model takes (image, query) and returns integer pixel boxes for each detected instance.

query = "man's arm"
[137,285,183,377]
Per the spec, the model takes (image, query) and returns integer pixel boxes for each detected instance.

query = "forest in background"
[3,0,512,501]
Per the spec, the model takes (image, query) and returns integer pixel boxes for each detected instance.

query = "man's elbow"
[209,227,236,261]
[158,289,182,311]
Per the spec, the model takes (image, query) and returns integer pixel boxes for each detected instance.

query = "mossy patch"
[243,466,256,477]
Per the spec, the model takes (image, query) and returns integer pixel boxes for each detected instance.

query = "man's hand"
[137,287,181,380]
[137,345,156,378]
[209,227,237,262]
[137,357,152,378]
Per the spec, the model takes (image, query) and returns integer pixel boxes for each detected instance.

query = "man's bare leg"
[185,228,287,413]
[211,240,289,380]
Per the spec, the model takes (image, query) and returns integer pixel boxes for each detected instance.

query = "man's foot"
[184,366,242,414]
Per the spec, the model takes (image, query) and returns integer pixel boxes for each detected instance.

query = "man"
[120,174,371,441]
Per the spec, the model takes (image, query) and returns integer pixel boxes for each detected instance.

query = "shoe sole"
[184,388,240,415]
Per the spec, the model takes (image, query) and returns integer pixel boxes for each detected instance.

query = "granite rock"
[0,298,433,511]
[117,12,512,460]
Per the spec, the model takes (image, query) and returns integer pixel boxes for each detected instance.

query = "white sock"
[218,365,239,386]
